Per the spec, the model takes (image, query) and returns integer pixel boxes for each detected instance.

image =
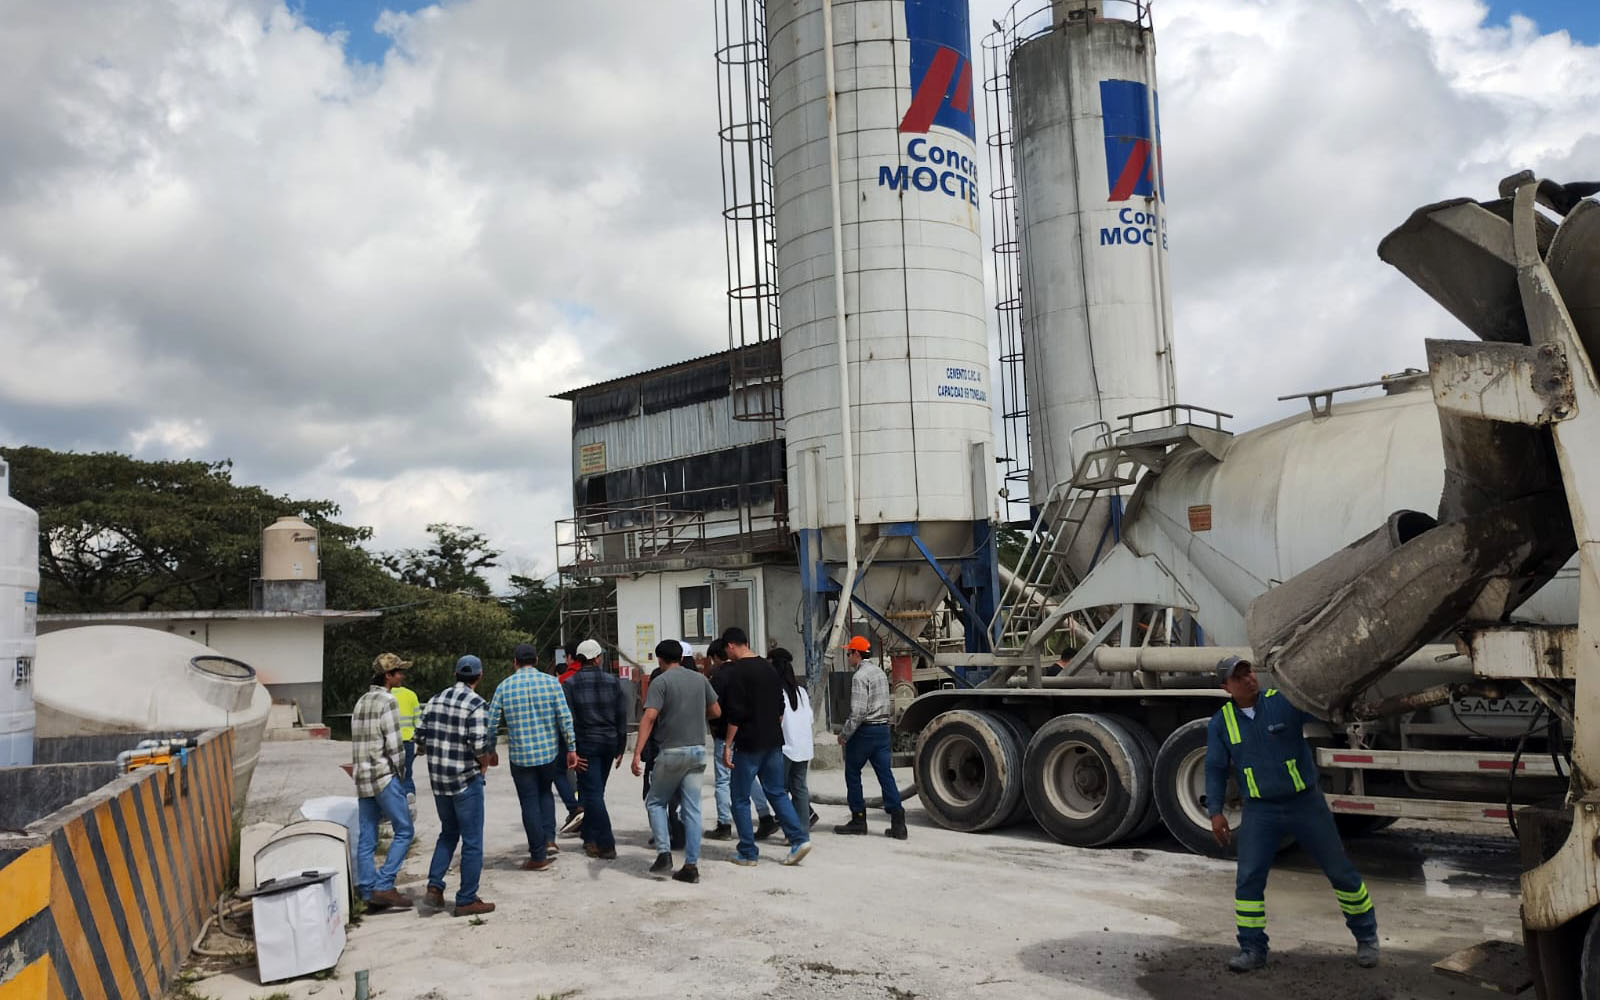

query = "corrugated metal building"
[554,344,803,667]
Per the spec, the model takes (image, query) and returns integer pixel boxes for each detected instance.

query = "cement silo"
[768,0,1000,664]
[1011,1,1176,496]
[0,459,38,766]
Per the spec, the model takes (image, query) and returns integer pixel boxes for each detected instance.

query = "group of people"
[348,626,908,916]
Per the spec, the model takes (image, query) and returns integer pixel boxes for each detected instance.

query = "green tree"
[381,523,500,597]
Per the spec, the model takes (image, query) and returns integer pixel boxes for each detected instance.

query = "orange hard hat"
[844,636,871,652]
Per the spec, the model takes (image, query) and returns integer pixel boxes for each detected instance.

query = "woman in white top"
[770,647,818,831]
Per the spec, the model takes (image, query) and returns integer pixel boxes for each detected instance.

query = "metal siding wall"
[572,395,772,474]
[0,729,234,1000]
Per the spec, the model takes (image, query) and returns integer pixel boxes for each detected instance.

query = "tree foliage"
[380,523,499,597]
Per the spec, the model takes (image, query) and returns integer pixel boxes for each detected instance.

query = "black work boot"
[754,815,780,841]
[885,807,908,840]
[833,811,868,835]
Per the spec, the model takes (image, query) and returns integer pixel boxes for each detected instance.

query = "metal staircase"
[992,405,1234,655]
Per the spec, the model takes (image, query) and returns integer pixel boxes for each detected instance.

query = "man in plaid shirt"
[487,650,578,871]
[351,654,416,910]
[416,654,496,917]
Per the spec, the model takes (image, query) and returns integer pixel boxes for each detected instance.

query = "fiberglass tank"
[768,0,998,618]
[34,625,272,814]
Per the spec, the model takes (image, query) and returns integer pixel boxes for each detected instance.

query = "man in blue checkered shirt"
[416,654,496,917]
[487,650,578,871]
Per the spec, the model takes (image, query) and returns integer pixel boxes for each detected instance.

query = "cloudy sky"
[1,0,1596,591]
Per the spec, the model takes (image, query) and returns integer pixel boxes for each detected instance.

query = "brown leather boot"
[423,887,445,909]
[367,889,412,910]
[453,899,496,918]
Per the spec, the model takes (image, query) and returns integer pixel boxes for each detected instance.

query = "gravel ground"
[187,740,1526,1000]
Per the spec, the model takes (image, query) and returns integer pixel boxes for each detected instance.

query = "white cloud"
[0,0,1594,589]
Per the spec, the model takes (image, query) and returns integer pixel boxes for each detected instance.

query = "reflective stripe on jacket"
[1204,689,1318,814]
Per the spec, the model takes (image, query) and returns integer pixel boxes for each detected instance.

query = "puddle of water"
[1421,857,1516,899]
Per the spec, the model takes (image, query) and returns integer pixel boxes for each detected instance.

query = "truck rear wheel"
[1023,714,1152,847]
[913,710,1026,832]
[984,711,1036,827]
[1584,906,1600,1000]
[1154,718,1240,859]
[1103,714,1163,838]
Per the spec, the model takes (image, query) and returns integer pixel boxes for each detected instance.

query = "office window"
[679,585,713,641]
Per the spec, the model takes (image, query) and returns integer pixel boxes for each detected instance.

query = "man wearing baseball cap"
[564,638,628,858]
[351,653,416,910]
[833,635,906,840]
[416,655,495,917]
[1205,655,1378,972]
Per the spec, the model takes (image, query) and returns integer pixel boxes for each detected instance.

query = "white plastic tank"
[1011,4,1177,495]
[262,516,319,581]
[769,0,997,613]
[1124,386,1579,644]
[0,459,39,767]
[34,626,272,812]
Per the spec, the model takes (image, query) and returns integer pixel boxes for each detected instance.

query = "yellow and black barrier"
[0,729,235,1000]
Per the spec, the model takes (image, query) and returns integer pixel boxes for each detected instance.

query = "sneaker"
[519,858,554,872]
[367,889,413,910]
[729,857,758,867]
[423,887,445,909]
[782,842,812,866]
[672,864,700,884]
[754,816,780,841]
[706,823,734,841]
[453,899,496,918]
[547,843,560,858]
[1356,941,1380,968]
[809,810,820,829]
[559,808,585,836]
[650,852,674,874]
[1227,950,1268,973]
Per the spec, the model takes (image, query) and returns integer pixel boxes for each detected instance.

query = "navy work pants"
[1234,791,1377,954]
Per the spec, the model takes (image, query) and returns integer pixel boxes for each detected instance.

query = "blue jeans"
[714,736,769,823]
[1235,792,1378,954]
[510,759,561,861]
[845,724,902,814]
[356,777,414,897]
[427,777,484,906]
[554,768,579,812]
[647,746,707,865]
[576,740,616,851]
[730,746,807,861]
[785,757,811,826]
[401,741,417,796]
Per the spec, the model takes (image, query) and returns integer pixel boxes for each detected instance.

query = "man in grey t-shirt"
[631,639,720,882]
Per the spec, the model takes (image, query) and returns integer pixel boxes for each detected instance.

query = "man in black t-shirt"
[707,638,775,840]
[719,627,811,867]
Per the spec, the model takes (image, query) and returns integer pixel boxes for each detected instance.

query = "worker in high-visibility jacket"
[1205,655,1379,973]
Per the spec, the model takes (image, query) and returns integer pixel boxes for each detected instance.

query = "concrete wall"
[0,729,235,1000]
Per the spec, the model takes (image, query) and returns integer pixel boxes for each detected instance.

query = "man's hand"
[837,734,845,746]
[566,750,579,771]
[614,754,625,770]
[721,744,733,769]
[630,754,644,777]
[1210,814,1231,847]
[573,754,589,773]
[486,751,499,768]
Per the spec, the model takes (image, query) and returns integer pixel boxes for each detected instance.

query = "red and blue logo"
[1100,79,1164,202]
[899,0,975,141]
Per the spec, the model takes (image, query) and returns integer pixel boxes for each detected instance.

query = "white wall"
[614,567,778,671]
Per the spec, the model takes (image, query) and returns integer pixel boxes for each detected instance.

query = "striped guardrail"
[0,729,235,1000]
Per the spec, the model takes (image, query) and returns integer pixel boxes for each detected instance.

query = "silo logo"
[1100,79,1163,202]
[899,0,975,141]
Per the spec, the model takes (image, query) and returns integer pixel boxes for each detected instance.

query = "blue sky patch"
[291,0,433,63]
[1484,0,1596,44]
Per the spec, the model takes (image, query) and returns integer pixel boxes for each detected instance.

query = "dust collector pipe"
[1092,644,1471,675]
[819,0,860,706]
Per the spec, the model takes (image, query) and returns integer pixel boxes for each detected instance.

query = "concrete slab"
[191,741,1527,1000]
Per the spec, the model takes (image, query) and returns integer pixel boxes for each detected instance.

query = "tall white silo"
[0,459,39,766]
[1011,3,1177,497]
[768,0,997,623]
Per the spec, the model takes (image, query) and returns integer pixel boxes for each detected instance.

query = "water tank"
[262,516,319,581]
[1011,7,1176,495]
[769,0,997,614]
[0,459,38,766]
[34,626,272,813]
[1124,387,1579,643]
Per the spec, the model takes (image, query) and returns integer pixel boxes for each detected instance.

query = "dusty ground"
[187,740,1526,1000]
